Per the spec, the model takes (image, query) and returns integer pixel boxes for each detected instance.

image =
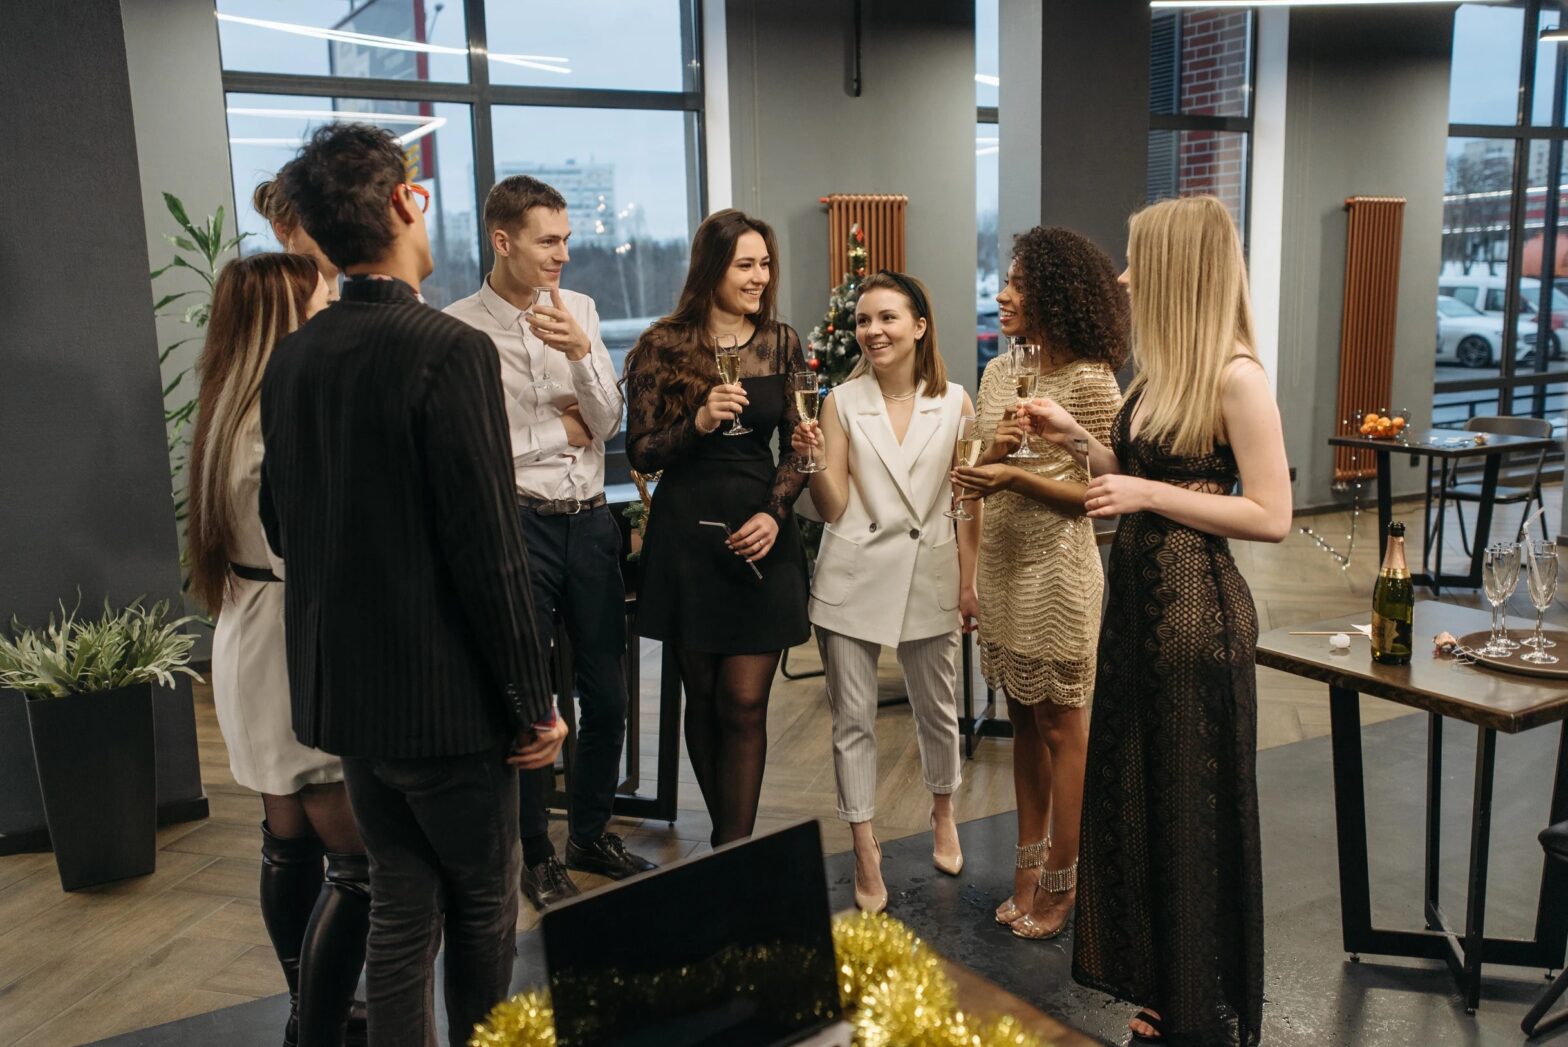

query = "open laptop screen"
[541,821,842,1047]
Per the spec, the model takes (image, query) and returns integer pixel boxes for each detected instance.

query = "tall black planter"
[25,683,157,890]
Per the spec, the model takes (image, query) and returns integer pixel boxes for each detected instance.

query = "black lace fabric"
[1071,393,1265,1047]
[624,323,808,522]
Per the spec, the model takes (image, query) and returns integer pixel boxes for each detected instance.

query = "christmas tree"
[807,222,869,388]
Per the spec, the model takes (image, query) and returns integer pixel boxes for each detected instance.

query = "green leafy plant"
[151,193,248,532]
[0,599,202,700]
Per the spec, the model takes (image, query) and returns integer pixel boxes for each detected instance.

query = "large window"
[214,0,705,486]
[1147,9,1255,238]
[976,0,999,386]
[1436,1,1568,441]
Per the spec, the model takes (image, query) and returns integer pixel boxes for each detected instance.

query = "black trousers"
[341,745,520,1047]
[516,502,629,847]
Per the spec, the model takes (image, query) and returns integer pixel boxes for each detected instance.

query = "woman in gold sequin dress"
[952,227,1126,940]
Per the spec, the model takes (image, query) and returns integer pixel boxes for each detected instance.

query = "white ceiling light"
[216,13,571,74]
[1543,25,1568,42]
[226,106,447,147]
[1153,0,1502,6]
[975,73,1000,87]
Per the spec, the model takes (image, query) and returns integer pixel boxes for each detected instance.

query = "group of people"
[184,119,1289,1047]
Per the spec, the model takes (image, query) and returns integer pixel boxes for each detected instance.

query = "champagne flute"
[1523,538,1558,649]
[1008,340,1042,460]
[714,333,751,437]
[1480,546,1512,656]
[1522,539,1559,665]
[527,285,560,392]
[793,371,825,473]
[1493,541,1522,650]
[945,414,982,521]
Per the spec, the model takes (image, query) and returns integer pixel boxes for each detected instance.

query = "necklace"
[881,388,917,403]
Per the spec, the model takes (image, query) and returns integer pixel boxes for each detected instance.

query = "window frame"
[216,0,708,486]
[1437,0,1568,426]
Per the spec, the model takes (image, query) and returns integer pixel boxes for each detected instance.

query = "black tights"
[677,649,781,847]
[262,782,365,854]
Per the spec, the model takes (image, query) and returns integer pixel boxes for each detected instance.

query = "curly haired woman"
[952,226,1127,940]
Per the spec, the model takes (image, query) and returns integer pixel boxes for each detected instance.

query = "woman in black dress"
[1022,197,1291,1046]
[623,209,810,846]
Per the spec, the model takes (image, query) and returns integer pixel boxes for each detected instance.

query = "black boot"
[259,822,323,1047]
[294,851,372,1047]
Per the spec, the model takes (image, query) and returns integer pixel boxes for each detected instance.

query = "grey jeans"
[342,744,521,1047]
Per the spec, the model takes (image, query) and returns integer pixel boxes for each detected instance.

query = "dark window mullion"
[466,0,495,274]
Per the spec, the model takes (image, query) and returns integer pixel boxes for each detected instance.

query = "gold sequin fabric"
[975,358,1120,707]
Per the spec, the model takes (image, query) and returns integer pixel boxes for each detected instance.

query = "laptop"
[541,820,852,1047]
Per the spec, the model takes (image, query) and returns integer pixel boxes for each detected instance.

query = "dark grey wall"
[1038,0,1150,266]
[1,0,205,844]
[725,0,978,390]
[1279,8,1453,509]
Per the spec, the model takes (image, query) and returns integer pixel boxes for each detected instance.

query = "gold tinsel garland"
[469,911,1051,1047]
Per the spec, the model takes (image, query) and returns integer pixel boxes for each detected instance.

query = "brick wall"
[1177,11,1250,225]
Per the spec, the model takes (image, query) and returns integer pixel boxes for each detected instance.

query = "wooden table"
[1256,601,1568,1012]
[1327,429,1556,593]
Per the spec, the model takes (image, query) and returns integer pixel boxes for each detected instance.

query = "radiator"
[1334,196,1405,483]
[822,193,907,289]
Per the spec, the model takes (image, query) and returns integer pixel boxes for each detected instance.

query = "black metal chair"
[1429,415,1553,558]
[1524,819,1568,1037]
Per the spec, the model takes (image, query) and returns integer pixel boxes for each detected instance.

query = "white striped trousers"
[816,626,963,823]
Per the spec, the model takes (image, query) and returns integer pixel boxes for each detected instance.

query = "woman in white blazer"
[792,270,980,913]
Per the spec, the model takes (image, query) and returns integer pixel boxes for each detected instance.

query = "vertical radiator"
[1334,196,1405,482]
[822,193,907,289]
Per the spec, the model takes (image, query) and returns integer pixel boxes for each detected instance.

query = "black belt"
[518,493,606,516]
[231,562,281,583]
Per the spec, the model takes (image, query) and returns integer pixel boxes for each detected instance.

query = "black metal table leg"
[1464,454,1506,587]
[1329,685,1374,955]
[1531,721,1568,964]
[1425,713,1443,929]
[1375,449,1393,565]
[1459,727,1499,1013]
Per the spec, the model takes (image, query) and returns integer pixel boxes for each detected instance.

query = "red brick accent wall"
[1177,11,1250,225]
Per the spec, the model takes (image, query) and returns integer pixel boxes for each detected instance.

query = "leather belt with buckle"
[519,492,607,516]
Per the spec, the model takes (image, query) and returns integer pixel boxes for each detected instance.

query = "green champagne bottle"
[1372,522,1413,665]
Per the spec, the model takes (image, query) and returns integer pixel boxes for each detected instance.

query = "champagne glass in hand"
[527,286,561,392]
[715,333,751,436]
[792,372,825,473]
[1007,340,1042,460]
[1522,540,1559,665]
[946,414,982,521]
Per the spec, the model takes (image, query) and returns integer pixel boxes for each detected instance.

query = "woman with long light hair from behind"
[186,252,368,1047]
[1021,196,1290,1046]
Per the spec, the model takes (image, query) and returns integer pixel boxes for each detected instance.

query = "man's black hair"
[280,123,408,270]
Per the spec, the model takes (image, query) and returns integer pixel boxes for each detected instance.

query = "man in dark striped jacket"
[260,123,565,1047]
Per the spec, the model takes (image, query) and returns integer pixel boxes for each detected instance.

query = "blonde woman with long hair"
[186,253,367,1047]
[1021,196,1289,1047]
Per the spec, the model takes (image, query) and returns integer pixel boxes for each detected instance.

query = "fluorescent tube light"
[216,13,571,74]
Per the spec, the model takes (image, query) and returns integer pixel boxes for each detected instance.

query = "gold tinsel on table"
[469,911,1052,1047]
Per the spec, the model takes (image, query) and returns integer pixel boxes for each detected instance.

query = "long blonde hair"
[186,253,319,614]
[1125,195,1257,455]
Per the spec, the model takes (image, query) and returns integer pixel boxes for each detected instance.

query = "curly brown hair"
[1009,226,1129,370]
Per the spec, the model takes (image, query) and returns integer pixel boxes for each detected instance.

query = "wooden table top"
[1256,601,1568,733]
[1327,429,1557,459]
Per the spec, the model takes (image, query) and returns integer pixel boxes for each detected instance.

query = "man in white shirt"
[446,175,654,910]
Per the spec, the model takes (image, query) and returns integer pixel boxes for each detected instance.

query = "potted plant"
[0,599,199,890]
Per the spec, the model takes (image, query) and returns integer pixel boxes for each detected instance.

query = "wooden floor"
[0,486,1553,1045]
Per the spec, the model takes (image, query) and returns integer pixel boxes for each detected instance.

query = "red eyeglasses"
[394,182,431,214]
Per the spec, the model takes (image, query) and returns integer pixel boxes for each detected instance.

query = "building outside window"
[1147,8,1255,240]
[213,0,705,487]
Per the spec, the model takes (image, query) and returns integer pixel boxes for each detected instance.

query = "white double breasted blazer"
[807,374,967,647]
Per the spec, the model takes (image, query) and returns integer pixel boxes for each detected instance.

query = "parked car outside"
[1436,275,1566,359]
[976,297,1001,386]
[1436,294,1539,368]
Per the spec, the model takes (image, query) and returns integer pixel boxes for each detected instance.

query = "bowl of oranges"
[1358,411,1407,440]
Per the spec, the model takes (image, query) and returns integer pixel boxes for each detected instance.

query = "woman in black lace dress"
[623,209,810,846]
[1022,197,1291,1047]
